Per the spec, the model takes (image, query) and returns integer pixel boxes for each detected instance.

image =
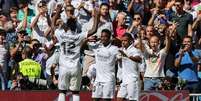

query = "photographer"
[175,36,201,93]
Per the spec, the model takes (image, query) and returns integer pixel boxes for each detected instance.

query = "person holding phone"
[174,36,201,93]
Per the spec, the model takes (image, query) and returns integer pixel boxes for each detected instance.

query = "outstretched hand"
[55,4,63,13]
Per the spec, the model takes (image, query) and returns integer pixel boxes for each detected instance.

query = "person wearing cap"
[0,29,8,90]
[17,0,35,36]
[30,0,51,45]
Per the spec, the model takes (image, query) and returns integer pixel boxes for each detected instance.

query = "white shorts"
[92,82,115,99]
[46,51,60,75]
[58,67,82,91]
[117,81,140,100]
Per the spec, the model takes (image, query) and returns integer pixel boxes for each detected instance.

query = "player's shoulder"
[109,45,119,54]
[110,45,119,49]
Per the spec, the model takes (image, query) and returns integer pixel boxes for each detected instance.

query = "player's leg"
[127,80,140,101]
[92,82,103,101]
[117,83,127,101]
[69,67,82,101]
[58,68,70,101]
[102,82,115,101]
[58,90,67,101]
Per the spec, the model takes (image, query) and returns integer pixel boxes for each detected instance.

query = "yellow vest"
[19,59,41,78]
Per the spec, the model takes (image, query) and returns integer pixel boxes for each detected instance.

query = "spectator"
[0,29,8,90]
[128,13,145,38]
[171,0,193,40]
[174,36,201,93]
[30,0,51,45]
[9,30,29,64]
[127,0,144,18]
[113,11,128,39]
[17,0,35,36]
[31,39,48,79]
[109,0,119,21]
[143,28,172,90]
[145,25,155,40]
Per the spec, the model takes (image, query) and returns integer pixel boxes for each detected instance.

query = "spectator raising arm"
[192,14,201,30]
[22,6,28,30]
[87,11,100,37]
[127,0,134,13]
[164,23,175,53]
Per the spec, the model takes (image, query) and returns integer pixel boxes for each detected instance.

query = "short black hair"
[122,33,134,41]
[175,0,184,4]
[101,29,112,37]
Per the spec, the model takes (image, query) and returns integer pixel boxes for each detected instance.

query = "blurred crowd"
[0,0,201,94]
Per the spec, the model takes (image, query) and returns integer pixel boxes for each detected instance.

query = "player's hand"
[119,50,128,57]
[87,36,97,42]
[55,4,63,13]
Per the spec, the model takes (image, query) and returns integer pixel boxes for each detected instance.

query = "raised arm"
[148,8,159,26]
[22,7,28,30]
[174,50,183,68]
[188,15,193,37]
[51,4,63,31]
[164,23,176,53]
[87,12,100,37]
[192,14,201,30]
[30,11,42,29]
[127,0,134,13]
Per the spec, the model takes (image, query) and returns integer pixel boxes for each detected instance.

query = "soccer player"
[92,29,119,101]
[54,5,100,101]
[117,33,142,101]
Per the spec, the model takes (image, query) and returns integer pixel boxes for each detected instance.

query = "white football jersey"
[55,29,87,69]
[121,45,142,84]
[93,43,119,82]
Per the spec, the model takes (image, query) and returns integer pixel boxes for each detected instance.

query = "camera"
[181,44,186,49]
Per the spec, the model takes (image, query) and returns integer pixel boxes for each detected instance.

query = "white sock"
[57,93,65,101]
[72,94,80,101]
